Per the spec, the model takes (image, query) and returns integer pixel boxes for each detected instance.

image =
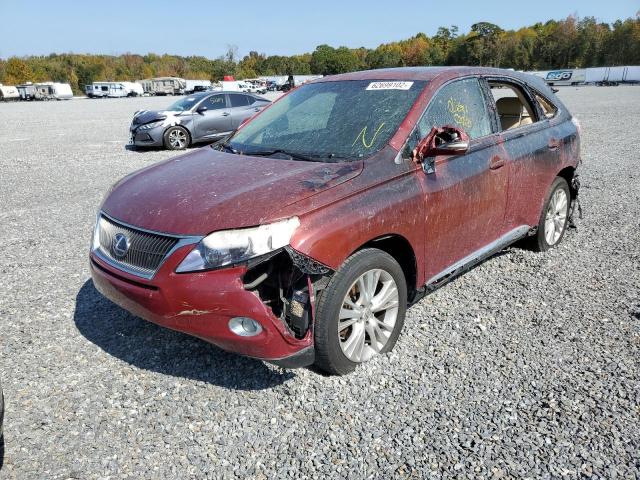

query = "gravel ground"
[0,86,638,479]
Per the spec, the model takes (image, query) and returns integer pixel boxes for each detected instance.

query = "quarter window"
[535,93,558,119]
[418,78,492,140]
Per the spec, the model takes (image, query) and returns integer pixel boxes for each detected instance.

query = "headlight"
[176,217,299,273]
[139,121,163,130]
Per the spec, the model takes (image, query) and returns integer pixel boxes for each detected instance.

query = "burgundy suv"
[91,67,581,375]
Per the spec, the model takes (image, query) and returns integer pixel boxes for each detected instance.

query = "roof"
[314,66,556,98]
[317,66,544,84]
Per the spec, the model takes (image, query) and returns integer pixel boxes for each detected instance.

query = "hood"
[132,110,173,125]
[102,147,363,235]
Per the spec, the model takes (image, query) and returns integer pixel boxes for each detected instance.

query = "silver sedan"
[129,92,271,150]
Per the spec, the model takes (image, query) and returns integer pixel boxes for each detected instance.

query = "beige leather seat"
[496,97,532,130]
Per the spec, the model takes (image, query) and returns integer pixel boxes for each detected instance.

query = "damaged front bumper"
[129,124,165,147]
[90,245,319,367]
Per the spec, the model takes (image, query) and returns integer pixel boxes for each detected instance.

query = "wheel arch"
[556,166,577,199]
[163,124,191,148]
[352,234,418,296]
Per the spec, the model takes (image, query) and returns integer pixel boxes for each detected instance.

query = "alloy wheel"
[544,188,568,245]
[168,129,187,149]
[338,268,399,363]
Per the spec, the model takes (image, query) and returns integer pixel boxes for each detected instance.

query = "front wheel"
[314,248,407,375]
[531,176,571,251]
[163,126,190,150]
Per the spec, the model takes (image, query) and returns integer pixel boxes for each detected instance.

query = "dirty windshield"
[226,80,426,161]
[167,94,206,112]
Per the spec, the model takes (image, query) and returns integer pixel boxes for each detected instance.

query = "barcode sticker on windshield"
[366,81,414,91]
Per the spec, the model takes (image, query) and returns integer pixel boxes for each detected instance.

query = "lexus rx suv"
[92,67,581,375]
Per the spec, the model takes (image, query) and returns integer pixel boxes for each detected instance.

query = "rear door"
[192,94,232,140]
[228,93,262,129]
[408,77,509,282]
[484,77,561,230]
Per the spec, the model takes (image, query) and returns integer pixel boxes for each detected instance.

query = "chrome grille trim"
[92,212,202,280]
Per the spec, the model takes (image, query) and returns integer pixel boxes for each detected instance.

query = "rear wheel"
[531,176,571,251]
[314,248,407,375]
[163,126,190,150]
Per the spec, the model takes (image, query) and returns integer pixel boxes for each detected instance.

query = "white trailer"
[137,77,187,95]
[530,69,586,86]
[33,82,73,100]
[106,83,128,98]
[17,83,37,100]
[585,66,640,85]
[150,77,186,96]
[123,82,144,96]
[0,84,20,101]
[623,66,640,83]
[52,83,73,100]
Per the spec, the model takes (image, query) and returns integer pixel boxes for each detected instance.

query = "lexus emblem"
[112,233,130,258]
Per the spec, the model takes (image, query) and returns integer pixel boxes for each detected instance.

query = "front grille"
[96,215,179,277]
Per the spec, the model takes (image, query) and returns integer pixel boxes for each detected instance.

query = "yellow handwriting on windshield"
[447,97,473,130]
[353,123,386,149]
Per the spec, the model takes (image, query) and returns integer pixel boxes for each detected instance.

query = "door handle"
[489,156,505,170]
[548,138,560,150]
[254,107,261,112]
[222,112,230,116]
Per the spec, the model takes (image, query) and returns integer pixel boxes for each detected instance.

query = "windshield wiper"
[244,149,322,162]
[215,141,239,154]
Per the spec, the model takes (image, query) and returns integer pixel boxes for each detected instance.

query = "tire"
[314,248,407,375]
[530,176,571,251]
[163,126,190,150]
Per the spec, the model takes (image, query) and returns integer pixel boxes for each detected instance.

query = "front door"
[409,77,509,282]
[193,94,232,140]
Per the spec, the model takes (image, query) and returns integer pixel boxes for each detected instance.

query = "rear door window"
[489,81,538,130]
[418,78,492,140]
[229,94,251,107]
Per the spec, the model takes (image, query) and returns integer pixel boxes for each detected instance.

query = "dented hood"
[101,147,362,235]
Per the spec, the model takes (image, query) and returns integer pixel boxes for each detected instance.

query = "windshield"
[166,94,206,112]
[227,80,426,161]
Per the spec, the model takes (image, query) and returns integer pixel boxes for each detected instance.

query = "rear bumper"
[89,249,313,365]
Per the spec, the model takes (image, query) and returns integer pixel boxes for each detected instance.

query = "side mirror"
[413,125,470,164]
[196,106,208,114]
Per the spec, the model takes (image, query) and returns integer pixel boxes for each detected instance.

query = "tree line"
[1,15,638,94]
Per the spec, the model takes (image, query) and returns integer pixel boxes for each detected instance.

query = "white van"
[87,82,110,98]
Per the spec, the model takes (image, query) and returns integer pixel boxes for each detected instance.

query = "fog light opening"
[229,317,263,337]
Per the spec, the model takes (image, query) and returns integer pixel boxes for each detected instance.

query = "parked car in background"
[129,91,270,150]
[93,67,581,375]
